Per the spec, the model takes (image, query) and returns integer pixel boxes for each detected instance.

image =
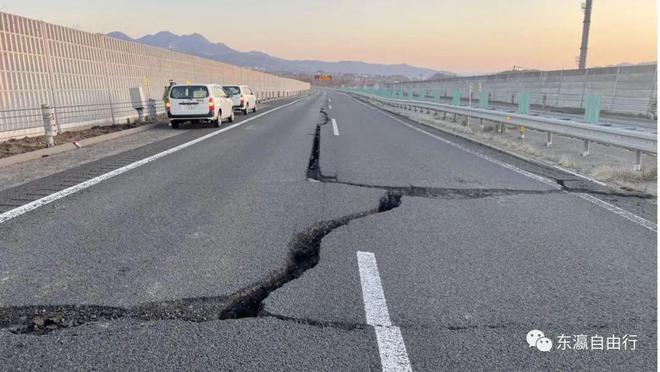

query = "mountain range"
[106,31,449,79]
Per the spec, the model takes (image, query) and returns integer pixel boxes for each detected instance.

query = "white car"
[223,85,257,115]
[167,84,234,129]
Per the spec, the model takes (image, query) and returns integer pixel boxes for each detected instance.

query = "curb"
[0,123,165,169]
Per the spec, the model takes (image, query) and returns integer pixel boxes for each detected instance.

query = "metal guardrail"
[342,89,657,170]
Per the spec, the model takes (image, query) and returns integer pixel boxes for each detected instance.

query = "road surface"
[0,90,656,371]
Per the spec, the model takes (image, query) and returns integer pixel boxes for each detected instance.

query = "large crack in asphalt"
[1,187,403,336]
[0,191,402,336]
[0,108,402,336]
[0,104,650,337]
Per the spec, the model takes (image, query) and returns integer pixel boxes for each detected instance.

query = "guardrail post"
[582,140,591,156]
[41,104,58,148]
[634,150,642,171]
[546,132,553,147]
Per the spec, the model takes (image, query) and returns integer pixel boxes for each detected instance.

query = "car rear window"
[170,86,209,99]
[223,86,241,96]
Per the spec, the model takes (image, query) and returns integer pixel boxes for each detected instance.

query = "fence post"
[582,140,591,156]
[649,66,658,119]
[610,66,621,112]
[580,68,590,109]
[39,21,61,132]
[556,70,563,107]
[147,99,157,120]
[41,104,57,148]
[634,151,643,171]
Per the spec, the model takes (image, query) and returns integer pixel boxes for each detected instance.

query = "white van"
[223,85,257,115]
[167,84,234,129]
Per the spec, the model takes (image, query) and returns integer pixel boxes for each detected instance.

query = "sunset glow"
[4,0,656,73]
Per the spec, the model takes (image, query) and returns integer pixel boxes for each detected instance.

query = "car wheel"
[228,111,235,123]
[243,105,249,115]
[214,112,222,128]
[171,121,180,129]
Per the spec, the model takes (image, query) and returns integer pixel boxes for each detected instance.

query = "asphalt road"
[0,89,656,371]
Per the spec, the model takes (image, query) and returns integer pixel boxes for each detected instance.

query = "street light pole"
[578,0,593,70]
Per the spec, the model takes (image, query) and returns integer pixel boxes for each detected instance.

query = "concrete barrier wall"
[0,11,310,140]
[388,65,657,118]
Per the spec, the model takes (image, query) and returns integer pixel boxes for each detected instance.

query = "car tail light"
[166,100,171,114]
[208,97,215,113]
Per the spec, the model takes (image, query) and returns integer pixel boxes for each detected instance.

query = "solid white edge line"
[0,97,307,225]
[357,251,413,372]
[347,94,657,232]
[332,118,340,136]
[577,193,657,232]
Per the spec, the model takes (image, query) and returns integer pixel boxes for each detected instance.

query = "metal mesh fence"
[0,11,310,139]
[388,65,658,118]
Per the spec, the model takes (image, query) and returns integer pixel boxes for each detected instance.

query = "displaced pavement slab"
[323,92,557,191]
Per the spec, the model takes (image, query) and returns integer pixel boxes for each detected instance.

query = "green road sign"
[518,91,530,115]
[585,95,601,123]
[479,91,489,109]
[452,89,461,106]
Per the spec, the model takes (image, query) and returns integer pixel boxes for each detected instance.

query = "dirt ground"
[371,99,658,196]
[0,122,148,160]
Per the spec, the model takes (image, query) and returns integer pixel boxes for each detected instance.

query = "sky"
[2,0,656,74]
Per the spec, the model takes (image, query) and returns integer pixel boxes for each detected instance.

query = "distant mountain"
[106,31,444,79]
[106,31,133,42]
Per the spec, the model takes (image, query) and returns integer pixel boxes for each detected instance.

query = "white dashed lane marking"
[357,251,413,372]
[332,118,340,136]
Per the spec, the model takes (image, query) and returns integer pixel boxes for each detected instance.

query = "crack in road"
[0,109,402,335]
[314,104,655,201]
[218,191,402,320]
[350,95,656,200]
[0,191,401,335]
[0,104,650,337]
[260,311,370,332]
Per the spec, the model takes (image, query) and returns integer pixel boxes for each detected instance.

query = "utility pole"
[578,0,593,70]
